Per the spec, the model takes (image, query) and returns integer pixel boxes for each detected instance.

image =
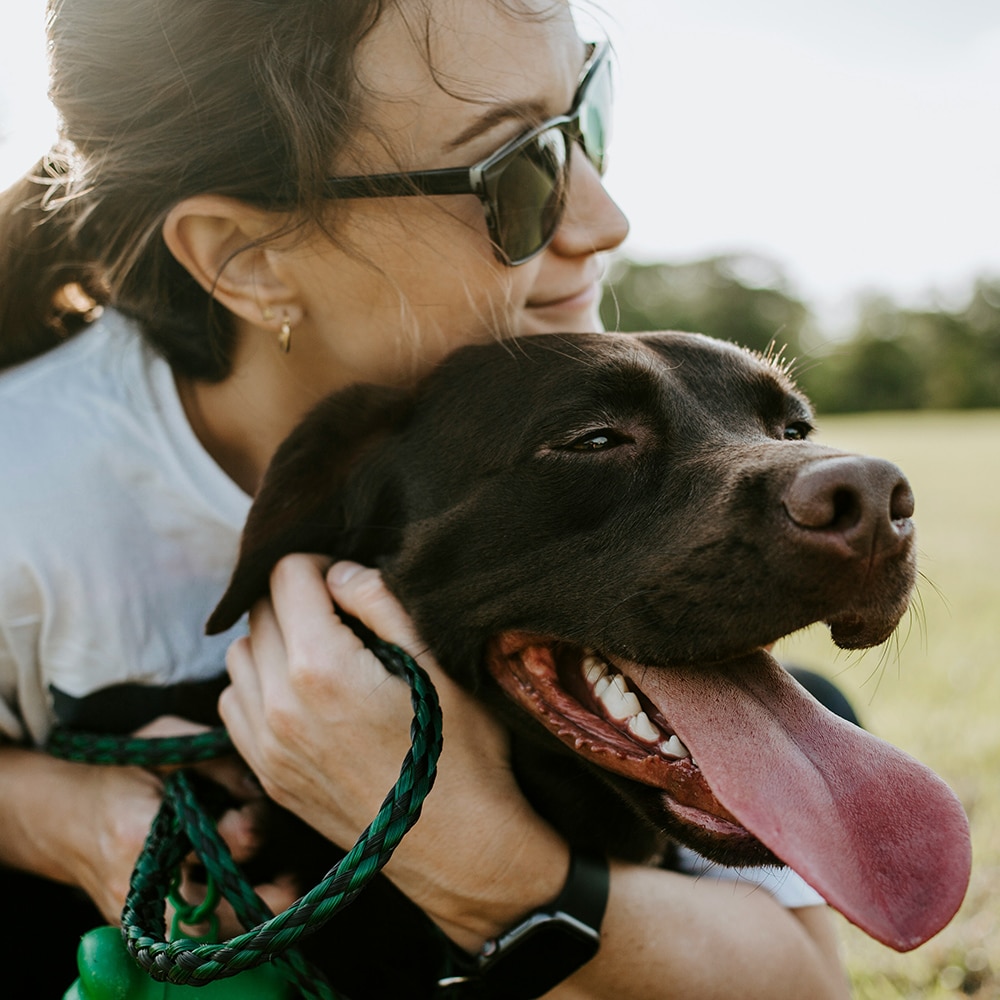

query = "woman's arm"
[0,732,300,931]
[219,556,850,1000]
[0,745,165,923]
[551,865,847,999]
[220,555,571,947]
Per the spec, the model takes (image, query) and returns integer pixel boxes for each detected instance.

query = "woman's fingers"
[265,553,336,652]
[214,798,269,864]
[265,554,397,701]
[220,555,407,827]
[133,715,212,740]
[327,560,512,759]
[170,865,301,939]
[325,561,426,657]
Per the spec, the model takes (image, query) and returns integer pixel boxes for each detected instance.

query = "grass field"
[771,409,1000,999]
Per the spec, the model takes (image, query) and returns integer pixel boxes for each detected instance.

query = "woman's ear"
[162,195,300,326]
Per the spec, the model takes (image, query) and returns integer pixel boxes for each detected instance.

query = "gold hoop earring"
[278,314,292,354]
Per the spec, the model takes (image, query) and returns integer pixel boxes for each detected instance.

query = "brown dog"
[209,331,970,960]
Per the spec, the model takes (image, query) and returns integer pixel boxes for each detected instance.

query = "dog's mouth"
[487,637,755,846]
[487,631,971,954]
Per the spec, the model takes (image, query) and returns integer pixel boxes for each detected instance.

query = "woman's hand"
[219,555,569,950]
[0,732,300,935]
[131,715,303,936]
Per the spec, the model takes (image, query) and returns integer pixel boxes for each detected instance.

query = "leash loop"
[48,632,442,999]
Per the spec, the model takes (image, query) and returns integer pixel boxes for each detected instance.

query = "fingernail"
[328,561,364,586]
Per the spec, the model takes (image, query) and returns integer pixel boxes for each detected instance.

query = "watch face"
[483,912,601,997]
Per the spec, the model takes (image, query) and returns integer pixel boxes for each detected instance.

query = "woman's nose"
[548,146,630,257]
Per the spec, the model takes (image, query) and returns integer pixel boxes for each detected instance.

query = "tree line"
[599,254,1000,413]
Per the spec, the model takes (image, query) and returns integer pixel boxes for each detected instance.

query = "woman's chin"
[521,295,604,335]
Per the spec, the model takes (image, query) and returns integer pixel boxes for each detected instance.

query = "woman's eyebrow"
[444,99,549,152]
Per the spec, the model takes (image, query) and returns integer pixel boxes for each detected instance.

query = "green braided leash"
[48,630,443,998]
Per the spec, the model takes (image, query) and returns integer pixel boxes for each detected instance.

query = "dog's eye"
[783,421,813,441]
[565,429,630,452]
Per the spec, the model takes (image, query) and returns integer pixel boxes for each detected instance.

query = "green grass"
[771,410,1000,999]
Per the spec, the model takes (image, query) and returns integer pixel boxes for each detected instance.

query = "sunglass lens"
[578,56,611,174]
[492,129,568,263]
[484,47,611,263]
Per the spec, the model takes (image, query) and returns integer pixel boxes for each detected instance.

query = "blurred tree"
[807,281,1000,412]
[599,257,1000,413]
[599,254,811,360]
[926,277,1000,409]
[804,332,926,413]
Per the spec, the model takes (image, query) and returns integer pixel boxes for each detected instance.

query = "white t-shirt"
[0,310,250,744]
[0,310,824,908]
[674,847,824,909]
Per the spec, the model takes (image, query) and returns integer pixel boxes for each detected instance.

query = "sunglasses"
[324,41,612,266]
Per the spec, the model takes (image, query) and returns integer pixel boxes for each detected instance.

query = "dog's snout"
[783,456,914,557]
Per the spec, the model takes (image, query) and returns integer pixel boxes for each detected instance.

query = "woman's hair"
[0,0,388,379]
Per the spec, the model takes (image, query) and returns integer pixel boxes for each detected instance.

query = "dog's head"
[208,331,970,952]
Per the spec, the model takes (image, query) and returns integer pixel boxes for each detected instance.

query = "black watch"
[435,851,609,1000]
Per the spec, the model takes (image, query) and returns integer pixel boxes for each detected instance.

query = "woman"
[0,0,848,996]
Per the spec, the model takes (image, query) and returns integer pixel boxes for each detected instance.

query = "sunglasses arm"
[324,166,480,200]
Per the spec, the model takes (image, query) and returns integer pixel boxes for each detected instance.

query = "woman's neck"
[174,326,335,495]
[173,374,274,495]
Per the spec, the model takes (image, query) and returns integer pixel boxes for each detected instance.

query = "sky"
[589,0,1000,328]
[2,1,999,331]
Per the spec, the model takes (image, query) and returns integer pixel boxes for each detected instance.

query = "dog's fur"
[208,331,923,991]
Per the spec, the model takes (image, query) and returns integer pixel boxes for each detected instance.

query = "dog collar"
[435,851,609,999]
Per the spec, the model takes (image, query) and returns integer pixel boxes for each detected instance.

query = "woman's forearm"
[0,745,95,878]
[409,826,849,1000]
[547,861,849,1000]
[0,744,163,919]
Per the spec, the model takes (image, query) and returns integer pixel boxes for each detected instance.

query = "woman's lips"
[527,281,600,312]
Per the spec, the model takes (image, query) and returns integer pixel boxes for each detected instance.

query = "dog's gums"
[490,637,716,801]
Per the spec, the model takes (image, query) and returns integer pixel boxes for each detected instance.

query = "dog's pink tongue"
[650,651,971,950]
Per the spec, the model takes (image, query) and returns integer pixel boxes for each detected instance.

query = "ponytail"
[0,154,107,371]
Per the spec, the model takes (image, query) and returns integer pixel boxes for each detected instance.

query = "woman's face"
[276,0,629,391]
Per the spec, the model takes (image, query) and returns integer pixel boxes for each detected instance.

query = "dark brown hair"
[0,0,388,379]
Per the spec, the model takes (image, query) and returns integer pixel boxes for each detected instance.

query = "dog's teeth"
[598,682,630,720]
[599,674,631,720]
[598,674,642,722]
[659,735,691,760]
[610,675,642,716]
[626,711,660,743]
[621,692,642,716]
[583,663,688,757]
[582,655,607,685]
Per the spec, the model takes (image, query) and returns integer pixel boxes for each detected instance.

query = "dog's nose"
[783,455,915,557]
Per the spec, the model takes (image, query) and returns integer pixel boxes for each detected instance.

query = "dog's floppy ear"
[206,383,412,634]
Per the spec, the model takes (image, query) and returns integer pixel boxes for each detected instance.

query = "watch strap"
[547,849,610,931]
[435,851,609,999]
